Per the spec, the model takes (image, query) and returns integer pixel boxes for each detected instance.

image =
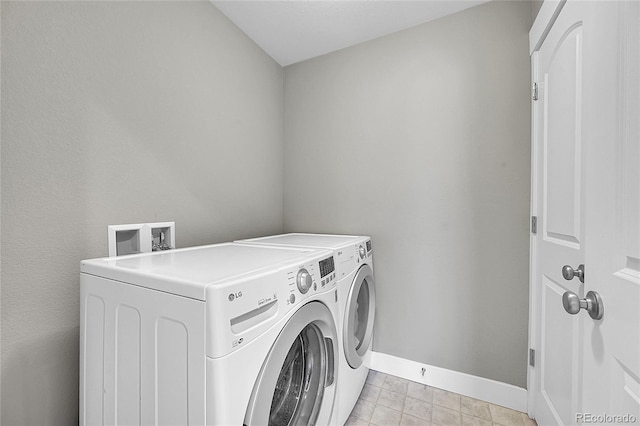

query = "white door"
[531,1,640,425]
[531,2,586,423]
[581,1,640,421]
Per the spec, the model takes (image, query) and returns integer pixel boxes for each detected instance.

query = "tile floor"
[346,371,537,426]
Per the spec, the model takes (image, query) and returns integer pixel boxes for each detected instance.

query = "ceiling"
[211,1,491,66]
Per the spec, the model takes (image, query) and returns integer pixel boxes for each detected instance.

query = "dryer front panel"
[343,264,376,369]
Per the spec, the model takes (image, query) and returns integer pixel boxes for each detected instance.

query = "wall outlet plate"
[149,222,175,252]
[108,224,144,257]
[108,222,175,257]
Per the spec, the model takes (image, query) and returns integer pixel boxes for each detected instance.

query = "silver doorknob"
[562,290,604,320]
[562,264,585,283]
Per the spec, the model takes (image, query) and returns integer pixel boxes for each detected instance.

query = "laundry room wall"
[283,0,532,388]
[1,2,283,424]
[532,0,544,21]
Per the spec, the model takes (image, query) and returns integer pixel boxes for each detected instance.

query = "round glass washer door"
[244,301,337,426]
[344,264,376,369]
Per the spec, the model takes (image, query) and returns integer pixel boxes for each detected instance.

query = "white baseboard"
[366,351,527,413]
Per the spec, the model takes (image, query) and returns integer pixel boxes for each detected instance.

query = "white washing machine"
[80,242,340,426]
[236,234,376,426]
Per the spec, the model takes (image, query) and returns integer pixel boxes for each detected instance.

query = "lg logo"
[228,291,243,302]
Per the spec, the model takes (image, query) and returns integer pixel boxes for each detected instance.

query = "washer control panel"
[296,268,312,294]
[207,248,335,358]
[318,256,336,289]
[319,256,335,278]
[286,256,336,307]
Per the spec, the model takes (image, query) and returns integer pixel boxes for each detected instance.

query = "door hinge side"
[531,216,538,234]
[532,82,539,101]
[529,348,536,367]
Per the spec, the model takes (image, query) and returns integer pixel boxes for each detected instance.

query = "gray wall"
[1,2,283,424]
[283,1,532,388]
[2,1,533,422]
[532,0,544,21]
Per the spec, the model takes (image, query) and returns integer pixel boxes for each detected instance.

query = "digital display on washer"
[319,256,335,278]
[366,240,372,252]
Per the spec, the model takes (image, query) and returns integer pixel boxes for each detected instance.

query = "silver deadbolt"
[562,264,585,283]
[562,290,604,320]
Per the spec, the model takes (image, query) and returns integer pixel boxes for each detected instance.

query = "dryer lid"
[80,243,322,300]
[238,233,368,249]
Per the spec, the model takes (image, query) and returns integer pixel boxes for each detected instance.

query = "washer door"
[343,264,376,369]
[244,301,337,426]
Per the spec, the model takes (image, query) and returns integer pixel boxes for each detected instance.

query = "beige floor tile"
[348,373,534,426]
[344,415,369,426]
[384,375,410,395]
[460,396,491,421]
[360,383,382,403]
[378,389,406,411]
[433,388,461,411]
[403,396,433,421]
[489,404,525,426]
[366,370,388,388]
[407,382,435,402]
[521,412,538,426]
[432,405,462,426]
[371,405,403,426]
[400,413,432,426]
[351,398,376,422]
[461,413,492,426]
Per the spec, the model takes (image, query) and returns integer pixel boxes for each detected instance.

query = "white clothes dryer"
[80,242,340,426]
[236,234,376,426]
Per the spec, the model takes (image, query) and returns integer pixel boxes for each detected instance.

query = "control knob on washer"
[359,245,366,259]
[297,268,312,294]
